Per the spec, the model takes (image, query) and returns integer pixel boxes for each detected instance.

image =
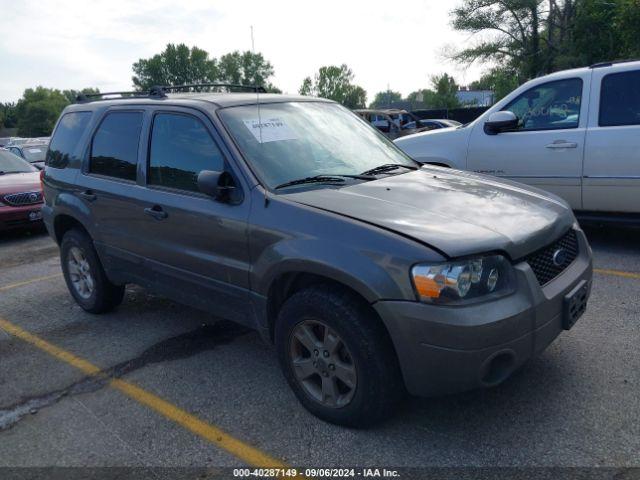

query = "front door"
[467,76,589,209]
[137,108,252,325]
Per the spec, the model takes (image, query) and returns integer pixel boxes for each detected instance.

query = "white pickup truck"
[395,60,640,221]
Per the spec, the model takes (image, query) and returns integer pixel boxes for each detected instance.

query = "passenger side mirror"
[484,111,519,135]
[197,170,236,202]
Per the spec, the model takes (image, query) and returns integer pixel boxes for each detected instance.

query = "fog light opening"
[481,351,516,386]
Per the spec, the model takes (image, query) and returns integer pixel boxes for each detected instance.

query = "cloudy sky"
[0,0,484,103]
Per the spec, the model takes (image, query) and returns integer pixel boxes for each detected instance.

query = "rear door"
[467,76,589,208]
[75,107,150,279]
[583,66,640,212]
[135,106,252,324]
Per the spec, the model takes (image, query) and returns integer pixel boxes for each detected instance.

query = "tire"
[60,228,125,314]
[275,285,403,427]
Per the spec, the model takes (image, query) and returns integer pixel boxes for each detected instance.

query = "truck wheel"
[60,229,125,314]
[275,285,403,427]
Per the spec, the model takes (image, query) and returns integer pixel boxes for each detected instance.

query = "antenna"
[251,25,263,144]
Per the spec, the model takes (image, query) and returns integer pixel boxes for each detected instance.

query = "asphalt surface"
[0,225,639,470]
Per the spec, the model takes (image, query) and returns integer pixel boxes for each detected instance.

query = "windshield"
[0,150,36,173]
[21,145,47,162]
[219,102,417,189]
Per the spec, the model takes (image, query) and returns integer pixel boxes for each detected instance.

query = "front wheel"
[275,285,403,427]
[60,229,125,313]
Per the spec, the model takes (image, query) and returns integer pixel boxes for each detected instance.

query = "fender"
[251,238,411,303]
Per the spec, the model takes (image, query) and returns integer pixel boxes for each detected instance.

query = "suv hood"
[283,167,574,259]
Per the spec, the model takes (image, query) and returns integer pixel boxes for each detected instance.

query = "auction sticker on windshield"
[243,118,297,143]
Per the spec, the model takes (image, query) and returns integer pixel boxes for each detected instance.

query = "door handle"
[546,141,578,149]
[78,190,97,201]
[144,205,168,220]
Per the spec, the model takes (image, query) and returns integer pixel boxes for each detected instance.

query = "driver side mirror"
[197,170,237,202]
[484,111,519,135]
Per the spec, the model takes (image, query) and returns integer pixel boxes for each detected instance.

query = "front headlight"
[411,254,515,304]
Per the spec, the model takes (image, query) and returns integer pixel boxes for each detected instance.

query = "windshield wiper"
[360,163,418,176]
[275,175,347,190]
[275,174,377,190]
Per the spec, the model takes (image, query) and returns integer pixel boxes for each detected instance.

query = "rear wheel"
[275,285,403,427]
[60,229,125,313]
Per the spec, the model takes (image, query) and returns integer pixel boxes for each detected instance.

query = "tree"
[370,90,402,108]
[132,43,218,90]
[470,67,519,101]
[15,87,69,137]
[298,64,367,108]
[450,0,640,84]
[217,51,280,92]
[429,73,461,109]
[62,88,101,104]
[450,0,548,81]
[0,103,17,129]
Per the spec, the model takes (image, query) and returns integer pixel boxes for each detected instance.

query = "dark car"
[6,143,49,170]
[42,86,593,427]
[0,150,44,231]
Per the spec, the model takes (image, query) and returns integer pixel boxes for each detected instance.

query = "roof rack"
[75,83,267,103]
[589,58,640,69]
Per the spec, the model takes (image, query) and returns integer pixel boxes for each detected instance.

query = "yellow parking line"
[0,273,63,292]
[0,316,289,469]
[594,268,640,280]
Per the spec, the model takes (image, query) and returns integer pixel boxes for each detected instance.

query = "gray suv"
[42,86,593,427]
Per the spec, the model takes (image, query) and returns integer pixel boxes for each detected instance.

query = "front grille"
[525,229,579,285]
[2,191,43,206]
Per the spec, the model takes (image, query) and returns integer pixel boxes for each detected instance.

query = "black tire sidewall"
[275,286,400,427]
[60,229,121,313]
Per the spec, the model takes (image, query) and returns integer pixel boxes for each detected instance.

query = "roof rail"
[75,83,266,103]
[590,58,640,69]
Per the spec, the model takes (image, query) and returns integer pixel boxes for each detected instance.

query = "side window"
[599,70,640,127]
[90,112,143,181]
[10,147,23,158]
[46,111,92,168]
[503,78,583,131]
[148,113,225,193]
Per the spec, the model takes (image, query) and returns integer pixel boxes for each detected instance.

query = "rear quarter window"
[46,111,92,168]
[599,70,640,127]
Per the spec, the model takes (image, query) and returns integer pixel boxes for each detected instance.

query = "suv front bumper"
[373,229,593,397]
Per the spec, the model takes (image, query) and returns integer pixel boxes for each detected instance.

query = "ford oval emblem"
[552,248,568,267]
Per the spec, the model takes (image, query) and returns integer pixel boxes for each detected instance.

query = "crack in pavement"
[0,320,251,431]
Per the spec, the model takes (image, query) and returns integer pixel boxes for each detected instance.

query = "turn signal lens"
[411,255,514,304]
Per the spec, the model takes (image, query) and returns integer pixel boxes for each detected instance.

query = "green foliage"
[132,44,279,92]
[470,68,520,101]
[370,90,402,108]
[0,103,17,129]
[451,0,640,89]
[217,51,279,92]
[132,44,218,90]
[62,88,101,104]
[429,73,461,109]
[298,65,367,109]
[15,87,70,137]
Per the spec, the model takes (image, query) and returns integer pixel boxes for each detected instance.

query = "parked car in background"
[0,138,10,147]
[6,142,49,169]
[401,119,462,131]
[5,137,28,147]
[0,149,44,231]
[354,109,431,139]
[395,60,640,222]
[42,86,592,427]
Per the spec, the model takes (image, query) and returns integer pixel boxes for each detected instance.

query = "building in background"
[456,88,494,107]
